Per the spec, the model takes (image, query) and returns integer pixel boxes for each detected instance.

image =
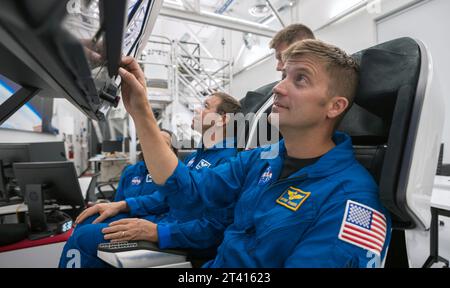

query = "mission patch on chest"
[276,186,311,211]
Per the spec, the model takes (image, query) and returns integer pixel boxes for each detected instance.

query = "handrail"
[176,41,226,91]
[140,34,232,115]
[178,78,204,104]
[177,56,214,93]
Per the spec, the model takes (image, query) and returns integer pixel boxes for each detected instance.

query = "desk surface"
[89,155,129,162]
[432,176,450,211]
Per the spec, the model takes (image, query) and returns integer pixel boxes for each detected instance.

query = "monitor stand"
[24,184,54,240]
[0,160,8,201]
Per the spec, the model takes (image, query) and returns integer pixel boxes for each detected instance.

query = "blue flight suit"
[113,160,161,202]
[59,139,238,268]
[126,138,238,249]
[157,132,392,268]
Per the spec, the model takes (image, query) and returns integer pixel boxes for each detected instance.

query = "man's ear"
[327,96,349,119]
[216,113,230,128]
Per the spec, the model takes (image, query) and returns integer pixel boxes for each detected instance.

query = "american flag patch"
[338,200,387,256]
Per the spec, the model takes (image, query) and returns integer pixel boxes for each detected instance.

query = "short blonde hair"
[282,39,359,106]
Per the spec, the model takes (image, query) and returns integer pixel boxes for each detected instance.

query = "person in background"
[113,129,177,202]
[238,24,316,148]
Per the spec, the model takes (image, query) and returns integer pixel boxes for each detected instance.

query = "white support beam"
[159,5,277,38]
[179,0,195,12]
[266,0,286,28]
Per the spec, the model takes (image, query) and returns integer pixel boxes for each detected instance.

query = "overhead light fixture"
[249,0,271,17]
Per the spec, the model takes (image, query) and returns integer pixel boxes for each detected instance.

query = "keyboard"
[98,241,188,256]
[98,241,140,253]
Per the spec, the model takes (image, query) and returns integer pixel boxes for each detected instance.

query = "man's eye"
[296,75,307,83]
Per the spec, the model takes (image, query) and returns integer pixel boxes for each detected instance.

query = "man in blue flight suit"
[59,92,241,268]
[112,129,176,202]
[111,39,392,267]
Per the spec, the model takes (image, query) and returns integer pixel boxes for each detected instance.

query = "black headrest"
[339,37,421,143]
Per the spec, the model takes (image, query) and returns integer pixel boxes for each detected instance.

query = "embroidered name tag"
[276,186,311,211]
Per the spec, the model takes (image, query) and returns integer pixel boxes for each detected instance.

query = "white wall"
[306,0,418,52]
[52,98,89,175]
[231,55,279,100]
[0,128,57,143]
[376,0,450,164]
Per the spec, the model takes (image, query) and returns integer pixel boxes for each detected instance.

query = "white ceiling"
[149,0,375,74]
[150,0,294,73]
[164,0,290,22]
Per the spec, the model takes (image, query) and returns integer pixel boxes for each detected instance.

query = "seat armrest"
[97,241,192,268]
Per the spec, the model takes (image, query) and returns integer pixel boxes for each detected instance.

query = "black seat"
[339,36,444,232]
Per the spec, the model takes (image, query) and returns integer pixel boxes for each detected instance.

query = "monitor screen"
[0,0,162,123]
[13,161,85,207]
[0,74,55,133]
[102,140,124,153]
[29,142,67,162]
[62,0,161,84]
[0,143,31,178]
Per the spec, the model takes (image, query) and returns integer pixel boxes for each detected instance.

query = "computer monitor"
[0,142,67,204]
[13,161,84,239]
[0,144,31,203]
[13,161,85,208]
[102,140,123,153]
[29,142,66,162]
[0,143,31,177]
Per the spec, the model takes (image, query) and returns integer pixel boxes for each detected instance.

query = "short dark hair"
[210,92,241,142]
[270,24,315,49]
[212,92,241,115]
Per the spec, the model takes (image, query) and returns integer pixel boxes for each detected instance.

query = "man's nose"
[273,80,286,96]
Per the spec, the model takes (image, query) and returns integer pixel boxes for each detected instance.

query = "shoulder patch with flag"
[338,200,387,256]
